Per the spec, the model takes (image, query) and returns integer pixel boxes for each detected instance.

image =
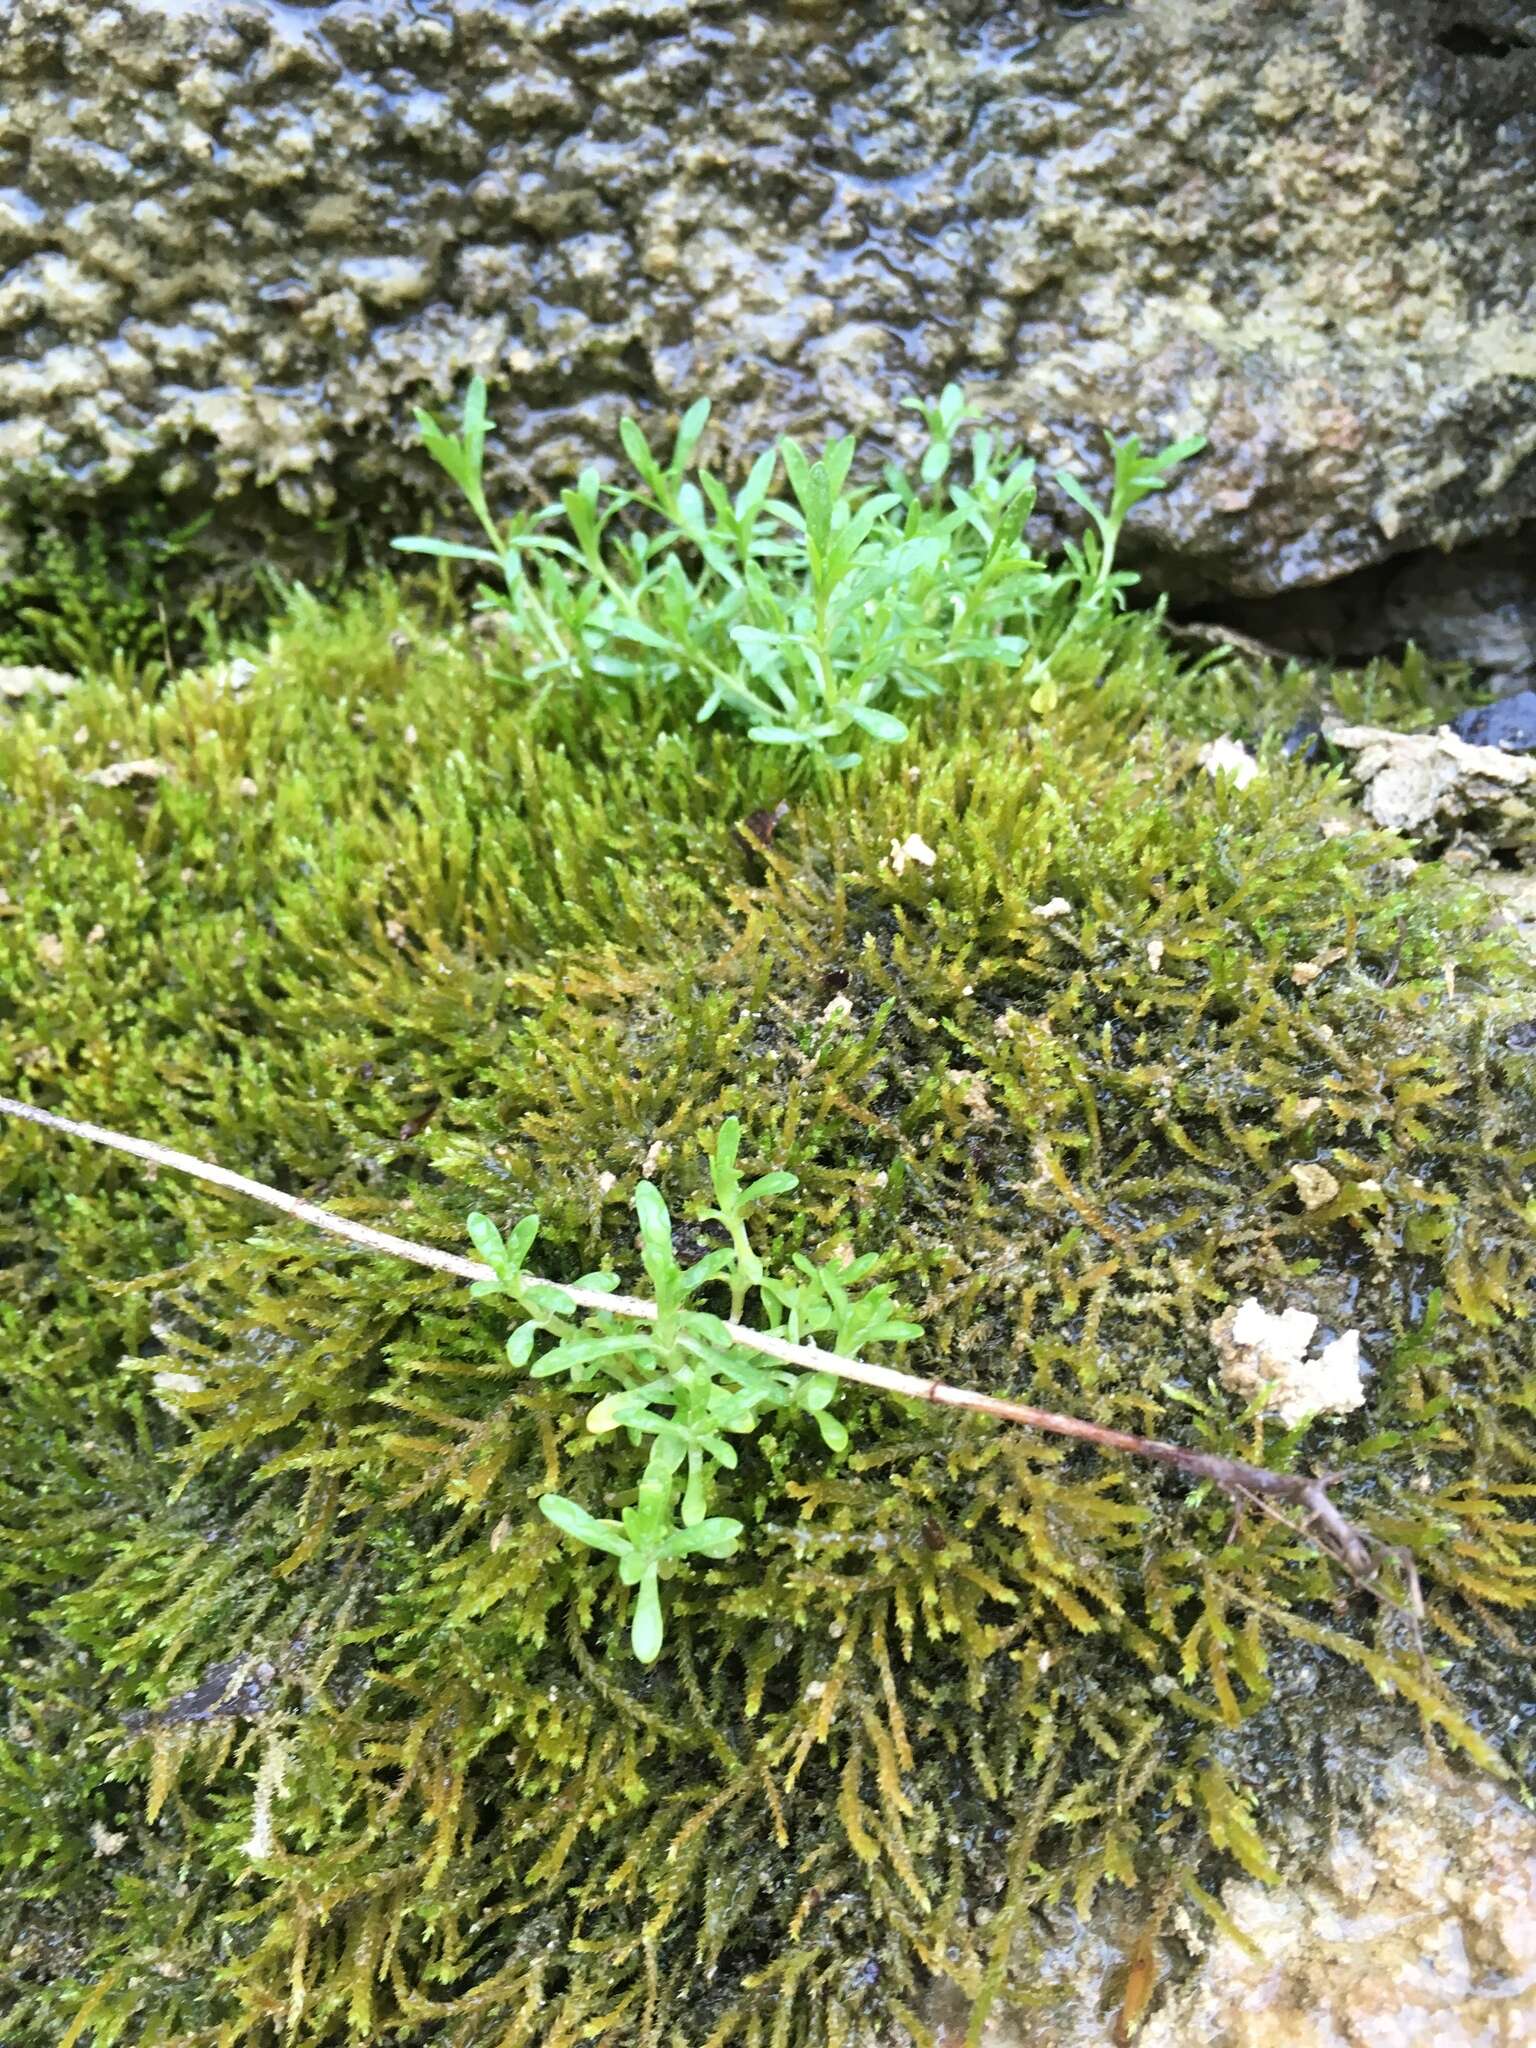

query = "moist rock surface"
[2,0,1533,591]
[943,1748,1536,2047]
[1454,688,1536,754]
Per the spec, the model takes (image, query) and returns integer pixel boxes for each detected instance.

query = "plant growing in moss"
[1,587,1533,2048]
[1,1082,1394,1672]
[395,380,1203,764]
[467,1117,920,1660]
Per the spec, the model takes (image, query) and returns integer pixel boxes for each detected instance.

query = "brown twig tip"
[0,1093,1381,1585]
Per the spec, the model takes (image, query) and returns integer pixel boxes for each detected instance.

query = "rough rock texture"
[1324,715,1536,847]
[1214,526,1536,694]
[1,0,1534,591]
[1136,1751,1536,2048]
[944,1748,1536,2047]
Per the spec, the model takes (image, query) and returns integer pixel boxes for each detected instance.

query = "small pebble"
[1450,688,1536,754]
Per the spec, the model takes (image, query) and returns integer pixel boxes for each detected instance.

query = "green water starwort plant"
[466,1117,921,1661]
[395,380,1203,766]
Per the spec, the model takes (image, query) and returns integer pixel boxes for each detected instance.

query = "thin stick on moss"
[0,1094,1375,1578]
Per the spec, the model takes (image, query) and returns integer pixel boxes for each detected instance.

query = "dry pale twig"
[0,1094,1375,1578]
[1165,619,1307,669]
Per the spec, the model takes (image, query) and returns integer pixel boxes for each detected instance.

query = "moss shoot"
[1,584,1532,2045]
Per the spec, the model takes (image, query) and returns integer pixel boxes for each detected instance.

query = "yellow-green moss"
[0,501,374,689]
[1,588,1532,2045]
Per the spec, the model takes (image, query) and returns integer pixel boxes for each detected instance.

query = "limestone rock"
[939,1747,1536,2048]
[1323,718,1536,847]
[1,1,1533,594]
[1137,1750,1536,2048]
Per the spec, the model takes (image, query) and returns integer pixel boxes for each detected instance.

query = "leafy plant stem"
[0,1093,1378,1581]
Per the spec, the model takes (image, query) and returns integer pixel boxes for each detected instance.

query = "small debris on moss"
[0,663,74,698]
[1210,1298,1366,1425]
[887,830,937,874]
[81,757,171,788]
[1290,1163,1340,1210]
[1291,945,1347,988]
[1198,735,1262,788]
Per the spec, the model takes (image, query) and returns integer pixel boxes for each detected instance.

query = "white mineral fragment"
[1198,736,1261,789]
[887,832,937,875]
[1209,1297,1366,1426]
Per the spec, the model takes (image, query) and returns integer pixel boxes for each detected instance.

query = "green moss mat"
[2,588,1532,2045]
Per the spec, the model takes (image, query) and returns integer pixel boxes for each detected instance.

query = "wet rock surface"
[1322,715,1536,848]
[1454,688,1536,753]
[934,1747,1536,2047]
[1136,1751,1536,2048]
[1,0,1534,594]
